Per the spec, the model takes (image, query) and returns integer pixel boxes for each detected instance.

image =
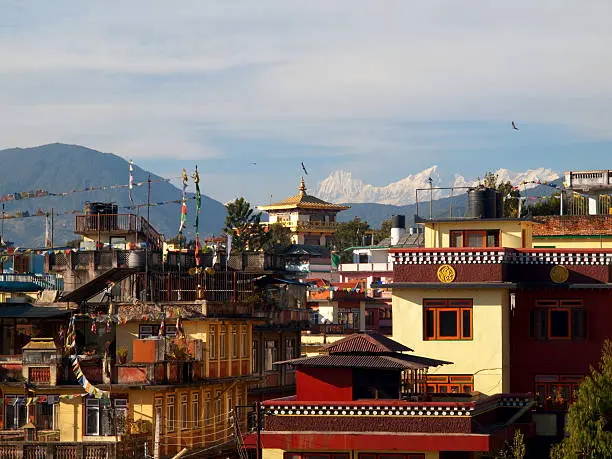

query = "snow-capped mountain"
[315,167,559,206]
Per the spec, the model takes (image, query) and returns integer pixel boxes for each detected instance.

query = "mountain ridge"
[0,143,227,246]
[315,167,560,206]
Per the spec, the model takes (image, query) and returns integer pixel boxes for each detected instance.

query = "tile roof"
[275,354,427,370]
[276,352,451,369]
[321,332,413,354]
[532,215,612,236]
[258,178,350,212]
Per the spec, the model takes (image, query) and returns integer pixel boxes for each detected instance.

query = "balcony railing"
[339,262,393,272]
[0,273,63,290]
[75,213,138,234]
[117,361,205,385]
[0,442,130,458]
[295,221,338,231]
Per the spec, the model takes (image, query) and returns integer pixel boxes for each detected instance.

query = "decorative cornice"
[265,403,474,417]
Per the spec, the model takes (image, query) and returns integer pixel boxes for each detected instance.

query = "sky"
[1,1,612,205]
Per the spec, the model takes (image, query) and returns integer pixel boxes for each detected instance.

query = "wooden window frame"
[449,229,501,248]
[423,299,473,341]
[531,299,586,341]
[425,375,474,394]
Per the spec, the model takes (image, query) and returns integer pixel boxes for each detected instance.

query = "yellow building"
[0,284,258,458]
[391,216,533,395]
[258,178,349,246]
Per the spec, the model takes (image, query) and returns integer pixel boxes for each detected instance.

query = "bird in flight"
[251,162,257,165]
[512,121,519,130]
[301,162,308,175]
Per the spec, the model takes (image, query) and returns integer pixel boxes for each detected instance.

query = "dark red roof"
[321,332,413,354]
[276,353,450,369]
[532,215,612,236]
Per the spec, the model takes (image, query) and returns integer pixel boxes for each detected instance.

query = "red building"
[247,333,533,459]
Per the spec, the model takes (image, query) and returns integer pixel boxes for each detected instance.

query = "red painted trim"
[262,398,477,408]
[389,247,612,254]
[252,431,491,452]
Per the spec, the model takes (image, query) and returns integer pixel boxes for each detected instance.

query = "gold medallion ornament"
[550,265,569,284]
[437,264,456,283]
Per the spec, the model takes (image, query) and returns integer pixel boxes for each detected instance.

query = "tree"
[495,430,526,459]
[224,197,267,252]
[483,171,520,218]
[550,340,612,458]
[330,217,371,262]
[261,223,292,253]
[374,219,392,244]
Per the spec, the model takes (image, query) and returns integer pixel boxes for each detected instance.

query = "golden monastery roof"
[258,177,350,212]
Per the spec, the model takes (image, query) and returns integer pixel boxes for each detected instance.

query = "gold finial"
[299,177,307,195]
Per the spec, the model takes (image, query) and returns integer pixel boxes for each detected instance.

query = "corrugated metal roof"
[321,332,413,354]
[59,267,136,303]
[276,354,428,370]
[0,303,71,318]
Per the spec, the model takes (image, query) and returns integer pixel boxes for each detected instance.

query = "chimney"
[390,215,406,246]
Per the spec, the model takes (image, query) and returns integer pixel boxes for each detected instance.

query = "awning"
[59,267,137,303]
[0,303,71,318]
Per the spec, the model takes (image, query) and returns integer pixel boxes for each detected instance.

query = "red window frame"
[423,299,472,341]
[284,454,350,459]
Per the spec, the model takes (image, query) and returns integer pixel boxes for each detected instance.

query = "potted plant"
[117,347,128,364]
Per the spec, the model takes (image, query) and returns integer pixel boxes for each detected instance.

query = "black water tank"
[391,215,406,229]
[467,188,497,218]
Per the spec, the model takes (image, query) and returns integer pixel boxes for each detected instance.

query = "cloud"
[2,0,612,197]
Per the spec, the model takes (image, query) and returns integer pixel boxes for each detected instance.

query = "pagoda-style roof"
[321,332,413,354]
[258,178,350,212]
[276,332,451,370]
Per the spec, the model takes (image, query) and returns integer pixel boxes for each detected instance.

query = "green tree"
[374,219,392,244]
[483,171,520,218]
[495,430,526,459]
[550,340,612,458]
[261,223,292,253]
[224,197,267,252]
[330,217,371,262]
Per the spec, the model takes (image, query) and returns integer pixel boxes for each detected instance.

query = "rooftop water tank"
[467,188,498,219]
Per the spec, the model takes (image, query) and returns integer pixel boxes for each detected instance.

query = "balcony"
[0,273,63,291]
[339,262,393,273]
[0,442,120,458]
[117,360,205,385]
[75,213,138,235]
[295,220,338,231]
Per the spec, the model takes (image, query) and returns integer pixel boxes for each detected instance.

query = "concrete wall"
[533,236,612,249]
[392,288,510,395]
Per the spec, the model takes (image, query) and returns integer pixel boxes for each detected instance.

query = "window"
[535,375,583,410]
[264,340,279,371]
[167,395,175,432]
[285,338,296,359]
[85,398,125,436]
[204,392,212,425]
[426,375,474,394]
[252,339,259,373]
[241,328,248,358]
[450,230,500,248]
[530,300,586,340]
[4,397,27,430]
[139,324,176,339]
[209,327,216,359]
[192,393,200,428]
[358,253,369,263]
[220,327,227,359]
[34,400,57,430]
[232,327,238,358]
[180,394,188,430]
[423,299,472,341]
[214,391,222,423]
[155,398,163,436]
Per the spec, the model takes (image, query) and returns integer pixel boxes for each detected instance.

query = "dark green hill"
[0,143,227,246]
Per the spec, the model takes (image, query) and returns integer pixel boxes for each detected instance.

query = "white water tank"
[390,215,406,246]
